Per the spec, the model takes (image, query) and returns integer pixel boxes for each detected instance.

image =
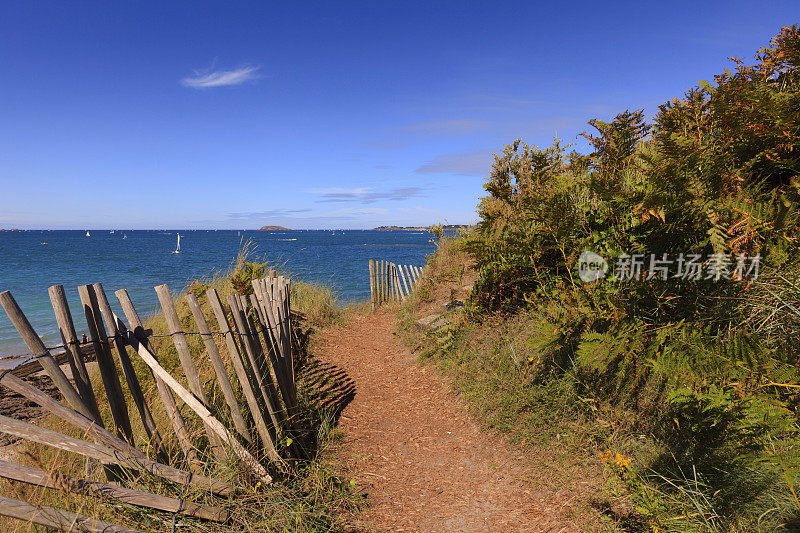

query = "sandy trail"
[315,309,579,532]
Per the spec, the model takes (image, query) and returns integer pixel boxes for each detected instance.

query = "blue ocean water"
[0,229,434,356]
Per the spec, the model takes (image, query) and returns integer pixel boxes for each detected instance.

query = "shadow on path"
[300,359,356,424]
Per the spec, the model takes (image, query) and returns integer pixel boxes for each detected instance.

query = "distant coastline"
[258,225,290,231]
[371,225,467,231]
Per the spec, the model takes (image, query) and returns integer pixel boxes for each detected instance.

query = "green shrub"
[229,261,265,295]
[460,25,800,530]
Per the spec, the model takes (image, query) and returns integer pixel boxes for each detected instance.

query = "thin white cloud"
[415,151,491,176]
[182,65,261,88]
[309,187,426,204]
[325,207,389,216]
[309,187,372,196]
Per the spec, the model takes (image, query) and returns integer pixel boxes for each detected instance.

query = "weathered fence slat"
[0,459,228,522]
[369,259,377,310]
[395,264,402,300]
[93,283,164,457]
[206,289,279,461]
[227,295,284,434]
[398,263,410,299]
[404,264,415,288]
[274,279,294,393]
[367,261,423,308]
[0,291,95,422]
[0,494,141,533]
[252,281,295,412]
[78,284,134,443]
[0,371,230,497]
[47,284,102,423]
[120,331,274,483]
[282,279,296,387]
[185,293,251,444]
[154,284,226,462]
[114,289,201,473]
[249,289,290,408]
[375,260,381,303]
[0,413,234,495]
[392,264,401,300]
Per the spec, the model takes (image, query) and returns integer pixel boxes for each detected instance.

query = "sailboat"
[85,230,90,237]
[172,233,181,254]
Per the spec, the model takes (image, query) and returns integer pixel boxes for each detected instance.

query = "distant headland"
[258,225,290,231]
[371,225,467,231]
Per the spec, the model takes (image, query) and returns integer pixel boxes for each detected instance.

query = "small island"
[258,225,290,231]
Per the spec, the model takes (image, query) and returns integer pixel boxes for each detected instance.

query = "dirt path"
[315,309,582,532]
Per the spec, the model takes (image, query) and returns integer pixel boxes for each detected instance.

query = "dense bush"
[467,25,800,523]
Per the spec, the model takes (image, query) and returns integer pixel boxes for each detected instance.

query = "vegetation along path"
[317,308,585,532]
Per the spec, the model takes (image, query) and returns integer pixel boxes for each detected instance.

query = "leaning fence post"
[398,264,410,299]
[385,261,391,302]
[405,265,416,289]
[121,335,275,483]
[47,285,102,424]
[377,261,382,303]
[185,293,251,445]
[206,289,279,461]
[154,285,226,462]
[227,294,284,435]
[0,291,95,422]
[114,289,201,472]
[384,262,390,301]
[369,260,376,310]
[78,285,135,442]
[93,283,164,456]
[250,287,294,411]
[390,263,398,301]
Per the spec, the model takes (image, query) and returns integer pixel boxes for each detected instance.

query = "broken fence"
[368,259,423,308]
[0,272,302,531]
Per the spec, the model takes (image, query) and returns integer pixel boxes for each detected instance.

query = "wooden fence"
[368,260,422,308]
[0,273,301,531]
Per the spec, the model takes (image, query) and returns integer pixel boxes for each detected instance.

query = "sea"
[0,229,435,359]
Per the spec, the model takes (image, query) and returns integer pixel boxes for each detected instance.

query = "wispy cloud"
[415,151,491,176]
[325,207,389,216]
[310,187,425,204]
[203,205,390,227]
[226,208,312,220]
[182,65,261,88]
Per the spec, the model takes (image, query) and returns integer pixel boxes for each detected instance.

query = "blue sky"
[0,1,796,229]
